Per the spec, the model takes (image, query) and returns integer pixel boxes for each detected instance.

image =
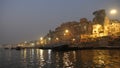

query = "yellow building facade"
[92,16,120,38]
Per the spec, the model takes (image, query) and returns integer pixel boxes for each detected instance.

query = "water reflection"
[53,50,120,68]
[63,51,75,68]
[38,49,46,67]
[47,50,52,63]
[93,50,109,67]
[0,49,120,68]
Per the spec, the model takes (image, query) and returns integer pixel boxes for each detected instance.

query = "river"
[0,48,120,68]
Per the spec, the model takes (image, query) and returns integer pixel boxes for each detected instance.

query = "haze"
[0,0,120,44]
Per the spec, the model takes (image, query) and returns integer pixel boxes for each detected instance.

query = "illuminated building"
[92,9,120,38]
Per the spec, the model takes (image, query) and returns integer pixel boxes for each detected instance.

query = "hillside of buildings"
[43,9,120,44]
[5,9,120,47]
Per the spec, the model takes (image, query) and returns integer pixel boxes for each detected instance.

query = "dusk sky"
[0,0,120,44]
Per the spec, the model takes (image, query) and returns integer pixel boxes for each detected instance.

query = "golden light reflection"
[63,52,73,67]
[36,49,40,58]
[32,49,34,56]
[47,50,52,63]
[39,49,46,66]
[40,49,44,60]
[23,49,27,59]
[73,51,76,62]
[20,49,27,63]
[93,50,110,66]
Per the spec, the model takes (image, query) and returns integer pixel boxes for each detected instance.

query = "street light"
[65,29,69,33]
[55,37,59,41]
[64,29,72,44]
[64,29,69,36]
[40,37,43,40]
[110,9,117,15]
[48,37,51,41]
[72,38,76,41]
[31,43,35,46]
[39,37,44,45]
[109,9,118,20]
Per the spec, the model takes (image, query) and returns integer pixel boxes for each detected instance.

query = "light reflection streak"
[21,49,27,68]
[1,49,120,68]
[23,49,26,59]
[31,49,34,57]
[40,49,44,60]
[73,51,76,62]
[63,52,73,68]
[47,49,52,63]
[38,49,46,67]
[29,49,35,63]
[36,49,40,59]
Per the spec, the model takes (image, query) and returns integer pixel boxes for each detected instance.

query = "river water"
[0,48,120,68]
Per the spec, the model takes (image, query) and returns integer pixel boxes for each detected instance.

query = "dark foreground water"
[0,48,120,68]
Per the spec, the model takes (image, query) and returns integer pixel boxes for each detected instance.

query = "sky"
[0,0,120,44]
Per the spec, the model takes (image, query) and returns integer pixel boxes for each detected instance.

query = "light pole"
[64,29,75,44]
[40,37,44,46]
[63,29,70,43]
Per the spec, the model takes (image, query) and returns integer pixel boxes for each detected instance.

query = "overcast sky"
[0,0,120,44]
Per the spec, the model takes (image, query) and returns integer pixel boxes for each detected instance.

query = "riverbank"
[4,45,120,51]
